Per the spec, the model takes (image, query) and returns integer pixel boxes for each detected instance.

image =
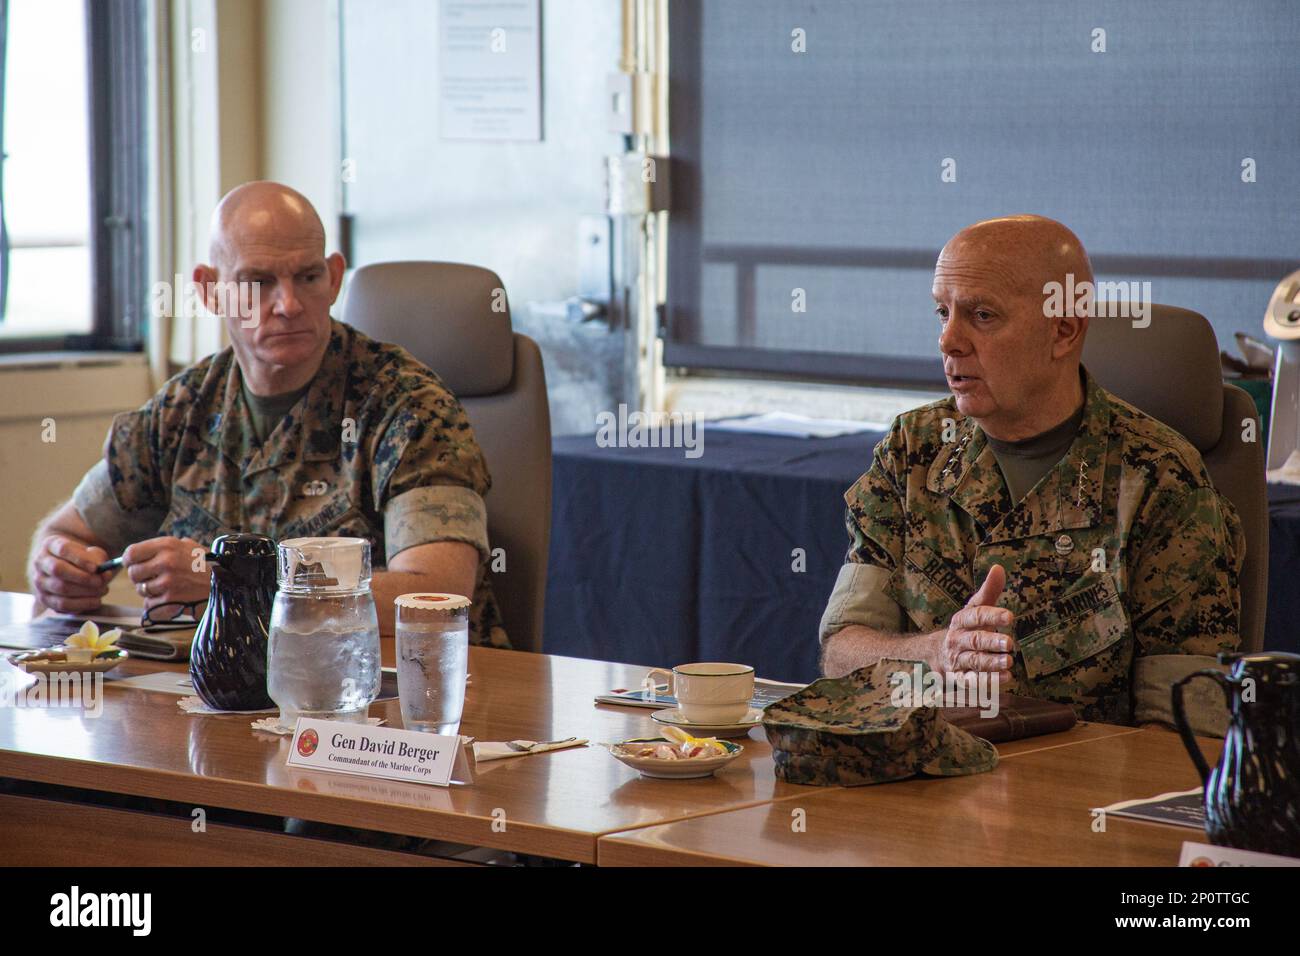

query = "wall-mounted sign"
[439,0,542,141]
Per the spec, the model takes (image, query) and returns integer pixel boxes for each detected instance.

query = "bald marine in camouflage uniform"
[74,317,507,647]
[819,216,1242,732]
[30,181,507,647]
[825,368,1242,726]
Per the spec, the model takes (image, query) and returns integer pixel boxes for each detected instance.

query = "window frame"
[0,0,147,354]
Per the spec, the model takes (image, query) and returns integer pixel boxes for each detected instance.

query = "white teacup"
[646,662,755,724]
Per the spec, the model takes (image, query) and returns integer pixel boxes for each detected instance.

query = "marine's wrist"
[917,629,946,673]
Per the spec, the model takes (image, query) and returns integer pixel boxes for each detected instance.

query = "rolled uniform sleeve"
[384,485,489,562]
[72,460,167,557]
[819,427,908,645]
[73,403,170,555]
[372,383,492,565]
[1128,485,1244,735]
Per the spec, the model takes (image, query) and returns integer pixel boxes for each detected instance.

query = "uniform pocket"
[1016,574,1129,679]
[161,486,227,542]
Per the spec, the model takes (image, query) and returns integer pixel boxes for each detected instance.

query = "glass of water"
[395,593,470,735]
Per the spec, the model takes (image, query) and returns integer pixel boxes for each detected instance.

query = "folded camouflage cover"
[762,659,998,786]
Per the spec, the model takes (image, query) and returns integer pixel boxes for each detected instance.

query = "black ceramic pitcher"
[189,533,277,711]
[1172,651,1300,856]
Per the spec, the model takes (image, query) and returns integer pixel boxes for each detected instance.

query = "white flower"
[65,621,123,655]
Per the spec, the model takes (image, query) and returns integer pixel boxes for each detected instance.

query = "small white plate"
[651,707,764,738]
[8,650,129,675]
[608,737,744,779]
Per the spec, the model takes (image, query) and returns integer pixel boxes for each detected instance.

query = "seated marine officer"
[819,215,1243,731]
[28,181,507,646]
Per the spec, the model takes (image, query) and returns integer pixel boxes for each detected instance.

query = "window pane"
[666,0,1300,383]
[1,247,91,336]
[1,0,92,336]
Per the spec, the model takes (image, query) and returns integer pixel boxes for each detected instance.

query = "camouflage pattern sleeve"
[819,568,907,643]
[1127,484,1244,658]
[71,459,167,557]
[844,423,909,572]
[104,402,169,514]
[75,393,174,552]
[1133,653,1232,736]
[383,485,489,564]
[1127,484,1244,735]
[370,377,492,563]
[820,426,909,643]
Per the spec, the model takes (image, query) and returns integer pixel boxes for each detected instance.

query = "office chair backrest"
[344,261,552,653]
[1082,304,1267,651]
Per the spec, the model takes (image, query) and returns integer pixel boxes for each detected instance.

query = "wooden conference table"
[0,592,1217,866]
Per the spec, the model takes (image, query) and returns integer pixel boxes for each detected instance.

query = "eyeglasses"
[141,600,207,631]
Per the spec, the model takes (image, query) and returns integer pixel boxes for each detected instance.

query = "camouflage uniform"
[819,368,1243,726]
[763,659,999,786]
[73,318,508,648]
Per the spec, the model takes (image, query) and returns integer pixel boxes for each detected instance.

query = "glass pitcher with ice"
[267,537,381,725]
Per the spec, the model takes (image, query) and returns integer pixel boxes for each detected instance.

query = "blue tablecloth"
[1265,484,1300,654]
[544,429,1299,680]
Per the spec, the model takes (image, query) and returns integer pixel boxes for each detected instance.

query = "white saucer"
[608,738,744,779]
[8,649,129,675]
[650,707,764,738]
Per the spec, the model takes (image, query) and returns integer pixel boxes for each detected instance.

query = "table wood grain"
[0,595,820,862]
[0,793,473,866]
[0,592,1170,865]
[597,728,1220,866]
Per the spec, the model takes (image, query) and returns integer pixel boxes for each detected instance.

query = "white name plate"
[1179,841,1300,867]
[286,718,473,787]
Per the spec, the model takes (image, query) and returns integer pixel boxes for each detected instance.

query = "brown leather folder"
[940,694,1077,743]
[114,626,195,662]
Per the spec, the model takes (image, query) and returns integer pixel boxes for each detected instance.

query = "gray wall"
[340,0,625,434]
